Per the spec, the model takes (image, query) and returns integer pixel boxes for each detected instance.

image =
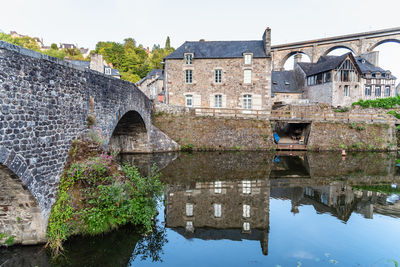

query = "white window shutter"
[222,94,226,108]
[209,94,214,107]
[193,94,201,107]
[253,94,262,110]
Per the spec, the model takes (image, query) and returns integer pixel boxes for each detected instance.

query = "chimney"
[293,52,302,68]
[263,27,271,56]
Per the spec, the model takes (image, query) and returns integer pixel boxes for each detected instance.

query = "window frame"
[185,94,193,107]
[214,94,222,108]
[244,54,252,65]
[344,85,350,97]
[375,86,381,97]
[243,94,252,109]
[185,53,193,65]
[365,86,371,96]
[185,69,193,84]
[214,69,222,83]
[385,86,391,97]
[243,69,252,84]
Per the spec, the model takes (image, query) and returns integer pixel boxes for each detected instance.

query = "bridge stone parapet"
[0,40,178,244]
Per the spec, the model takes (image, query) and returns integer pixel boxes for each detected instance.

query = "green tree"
[51,43,58,50]
[165,36,171,50]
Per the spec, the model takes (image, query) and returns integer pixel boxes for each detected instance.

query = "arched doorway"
[0,164,46,246]
[108,110,150,153]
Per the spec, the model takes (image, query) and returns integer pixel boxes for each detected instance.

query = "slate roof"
[137,69,163,85]
[165,40,269,59]
[355,57,396,79]
[297,53,351,76]
[271,71,301,95]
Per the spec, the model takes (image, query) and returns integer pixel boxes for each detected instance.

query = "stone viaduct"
[272,27,400,70]
[0,41,178,245]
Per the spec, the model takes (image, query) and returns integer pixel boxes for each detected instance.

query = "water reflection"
[1,151,400,266]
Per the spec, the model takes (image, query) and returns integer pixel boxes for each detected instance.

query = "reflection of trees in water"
[130,217,168,263]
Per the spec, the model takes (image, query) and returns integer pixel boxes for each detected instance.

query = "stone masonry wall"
[0,165,46,246]
[0,40,154,225]
[308,121,396,151]
[153,113,274,151]
[165,57,271,110]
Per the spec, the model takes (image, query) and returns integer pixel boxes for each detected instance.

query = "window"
[375,86,381,97]
[321,193,329,205]
[244,54,252,65]
[244,70,252,84]
[185,95,193,107]
[214,94,222,108]
[105,68,112,75]
[305,187,314,197]
[214,204,222,218]
[186,221,194,231]
[385,86,391,97]
[242,180,251,194]
[186,203,194,216]
[185,70,193,84]
[243,222,250,231]
[365,86,371,96]
[214,181,222,194]
[243,94,252,109]
[323,72,331,83]
[215,69,222,83]
[344,85,350,97]
[185,54,193,65]
[243,204,250,218]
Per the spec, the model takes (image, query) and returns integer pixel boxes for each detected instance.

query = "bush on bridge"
[46,140,164,256]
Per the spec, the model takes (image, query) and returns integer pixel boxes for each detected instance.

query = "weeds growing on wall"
[352,96,400,109]
[46,141,164,257]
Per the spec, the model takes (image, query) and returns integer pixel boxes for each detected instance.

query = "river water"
[1,151,400,267]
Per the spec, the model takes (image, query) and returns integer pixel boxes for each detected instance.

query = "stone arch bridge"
[0,41,178,245]
[272,27,400,70]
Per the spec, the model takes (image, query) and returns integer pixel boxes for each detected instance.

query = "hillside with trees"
[0,32,175,83]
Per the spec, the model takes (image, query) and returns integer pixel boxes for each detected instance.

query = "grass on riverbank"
[46,140,164,256]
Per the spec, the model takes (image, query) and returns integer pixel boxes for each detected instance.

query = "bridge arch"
[108,110,150,153]
[280,51,312,70]
[0,153,47,246]
[322,45,355,56]
[368,38,400,52]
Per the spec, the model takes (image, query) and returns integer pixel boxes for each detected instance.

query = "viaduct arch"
[272,27,400,70]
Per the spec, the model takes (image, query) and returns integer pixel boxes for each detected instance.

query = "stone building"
[271,70,305,104]
[67,53,121,79]
[295,52,397,107]
[163,28,272,111]
[296,53,363,107]
[136,69,164,102]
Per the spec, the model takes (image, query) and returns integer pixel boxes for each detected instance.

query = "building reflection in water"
[162,151,400,256]
[165,179,271,255]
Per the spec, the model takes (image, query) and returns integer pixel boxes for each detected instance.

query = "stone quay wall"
[153,112,274,151]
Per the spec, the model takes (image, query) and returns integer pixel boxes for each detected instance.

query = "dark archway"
[108,110,150,153]
[281,51,312,70]
[0,165,47,246]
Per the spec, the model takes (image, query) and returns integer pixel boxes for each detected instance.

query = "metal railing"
[194,107,270,119]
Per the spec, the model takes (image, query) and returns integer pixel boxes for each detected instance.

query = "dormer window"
[244,54,252,65]
[185,53,193,65]
[105,68,111,75]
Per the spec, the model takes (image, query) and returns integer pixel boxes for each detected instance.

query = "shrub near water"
[47,144,164,255]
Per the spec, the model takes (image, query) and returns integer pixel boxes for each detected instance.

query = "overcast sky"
[0,0,399,80]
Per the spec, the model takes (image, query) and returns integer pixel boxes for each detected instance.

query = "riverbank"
[153,105,398,152]
[46,139,164,256]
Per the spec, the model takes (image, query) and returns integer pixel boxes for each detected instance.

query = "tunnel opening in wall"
[108,111,150,153]
[272,122,311,150]
[0,165,47,246]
